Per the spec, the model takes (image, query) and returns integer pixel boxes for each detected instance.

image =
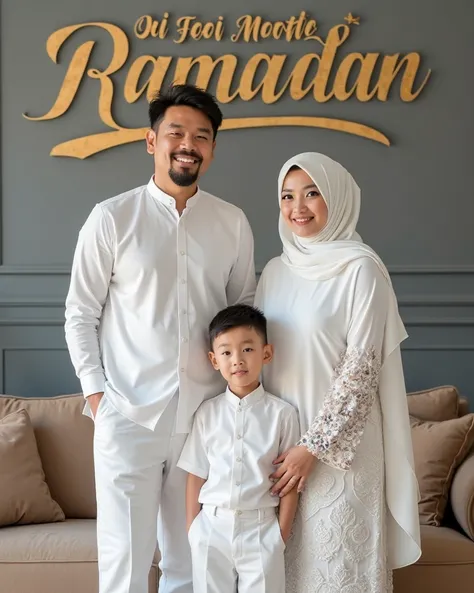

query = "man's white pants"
[93,394,191,593]
[188,505,285,593]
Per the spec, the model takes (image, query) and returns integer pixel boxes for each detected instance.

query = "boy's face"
[209,326,273,396]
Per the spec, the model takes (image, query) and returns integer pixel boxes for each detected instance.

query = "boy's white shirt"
[177,384,300,510]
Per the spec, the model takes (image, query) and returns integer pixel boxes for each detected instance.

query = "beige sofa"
[0,390,473,593]
[0,394,158,593]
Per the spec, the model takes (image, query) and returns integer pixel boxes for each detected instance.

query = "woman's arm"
[271,261,390,494]
[299,261,389,471]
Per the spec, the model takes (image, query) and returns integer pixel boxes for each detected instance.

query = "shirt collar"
[225,383,265,409]
[146,176,201,210]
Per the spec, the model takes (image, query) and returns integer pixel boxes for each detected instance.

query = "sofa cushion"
[0,394,95,519]
[0,520,159,593]
[393,525,474,593]
[411,413,474,526]
[451,452,474,541]
[0,409,65,527]
[407,385,461,422]
[417,524,474,564]
[0,519,97,563]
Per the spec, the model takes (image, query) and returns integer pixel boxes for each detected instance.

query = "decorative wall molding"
[1,347,69,393]
[1,295,473,308]
[0,265,71,275]
[402,345,474,351]
[0,319,65,326]
[0,317,473,327]
[0,298,65,307]
[403,318,474,326]
[0,264,474,276]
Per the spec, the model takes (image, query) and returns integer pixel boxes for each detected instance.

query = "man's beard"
[169,151,202,186]
[168,165,200,187]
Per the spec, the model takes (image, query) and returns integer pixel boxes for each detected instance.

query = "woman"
[255,153,421,592]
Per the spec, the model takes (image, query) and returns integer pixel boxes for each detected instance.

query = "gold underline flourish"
[50,116,390,159]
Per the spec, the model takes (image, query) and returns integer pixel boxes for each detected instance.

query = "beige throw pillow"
[0,409,65,526]
[410,413,474,526]
[408,385,460,422]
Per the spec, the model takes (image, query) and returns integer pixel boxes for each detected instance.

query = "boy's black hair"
[148,84,223,139]
[209,304,268,349]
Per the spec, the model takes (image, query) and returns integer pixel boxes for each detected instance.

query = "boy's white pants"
[188,505,286,593]
[93,393,191,593]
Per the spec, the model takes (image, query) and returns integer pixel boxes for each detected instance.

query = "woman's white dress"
[256,256,394,593]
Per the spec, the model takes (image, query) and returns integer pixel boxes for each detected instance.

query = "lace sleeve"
[298,345,381,471]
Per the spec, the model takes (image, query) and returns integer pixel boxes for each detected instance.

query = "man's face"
[146,106,215,189]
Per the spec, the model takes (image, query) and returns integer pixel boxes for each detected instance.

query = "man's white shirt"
[178,384,300,510]
[65,178,256,432]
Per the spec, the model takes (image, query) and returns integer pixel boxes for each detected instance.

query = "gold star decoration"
[344,13,360,25]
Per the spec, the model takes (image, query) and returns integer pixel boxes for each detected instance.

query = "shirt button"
[235,482,241,487]
[236,510,242,515]
[237,434,242,439]
[181,309,187,315]
[180,368,185,372]
[181,337,188,343]
[181,279,186,284]
[236,457,242,462]
[180,251,186,256]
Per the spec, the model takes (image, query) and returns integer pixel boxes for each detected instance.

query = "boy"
[177,304,300,593]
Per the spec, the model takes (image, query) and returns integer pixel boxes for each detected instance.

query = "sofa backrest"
[0,394,95,519]
[459,397,470,417]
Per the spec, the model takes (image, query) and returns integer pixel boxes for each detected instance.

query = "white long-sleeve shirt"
[177,384,300,510]
[65,178,256,432]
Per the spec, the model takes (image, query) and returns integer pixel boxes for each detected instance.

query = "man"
[65,84,256,593]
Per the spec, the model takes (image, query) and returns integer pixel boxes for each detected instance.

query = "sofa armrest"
[450,451,474,541]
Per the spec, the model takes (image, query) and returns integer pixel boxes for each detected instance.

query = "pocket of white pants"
[187,511,201,542]
[92,394,107,423]
[273,517,286,550]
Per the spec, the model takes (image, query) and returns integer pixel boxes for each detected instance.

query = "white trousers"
[93,394,191,593]
[188,505,286,593]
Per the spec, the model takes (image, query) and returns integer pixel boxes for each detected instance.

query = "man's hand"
[87,392,104,419]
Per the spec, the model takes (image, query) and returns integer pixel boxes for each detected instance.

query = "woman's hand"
[270,445,316,497]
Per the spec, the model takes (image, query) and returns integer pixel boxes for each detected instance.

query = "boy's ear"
[208,351,219,370]
[262,343,274,365]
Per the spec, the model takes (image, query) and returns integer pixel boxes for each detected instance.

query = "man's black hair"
[209,304,268,349]
[148,84,223,138]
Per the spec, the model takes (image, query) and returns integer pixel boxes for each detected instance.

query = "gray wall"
[1,0,473,403]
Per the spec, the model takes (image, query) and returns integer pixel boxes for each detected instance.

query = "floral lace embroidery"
[299,466,345,521]
[298,345,381,470]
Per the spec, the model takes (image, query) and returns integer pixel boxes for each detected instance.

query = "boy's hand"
[270,445,315,497]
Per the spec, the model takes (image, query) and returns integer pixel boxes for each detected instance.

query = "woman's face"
[280,168,328,238]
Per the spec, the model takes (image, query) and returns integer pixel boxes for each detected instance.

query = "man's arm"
[65,205,114,405]
[226,210,256,306]
[186,473,207,531]
[278,488,299,542]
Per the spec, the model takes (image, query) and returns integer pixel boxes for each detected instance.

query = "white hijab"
[279,151,388,281]
[278,152,421,569]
